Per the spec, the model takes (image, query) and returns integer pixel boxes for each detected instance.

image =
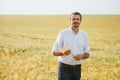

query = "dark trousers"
[58,62,81,80]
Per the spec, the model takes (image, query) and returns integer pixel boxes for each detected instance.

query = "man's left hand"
[73,54,83,61]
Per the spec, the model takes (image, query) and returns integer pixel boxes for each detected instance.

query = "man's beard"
[72,22,80,28]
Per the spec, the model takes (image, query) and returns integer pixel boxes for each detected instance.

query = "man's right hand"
[62,48,71,55]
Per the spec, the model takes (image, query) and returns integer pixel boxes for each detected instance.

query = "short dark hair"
[71,12,82,21]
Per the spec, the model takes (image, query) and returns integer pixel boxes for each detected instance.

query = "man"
[52,12,90,80]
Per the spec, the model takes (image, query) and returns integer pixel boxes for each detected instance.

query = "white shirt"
[52,27,90,65]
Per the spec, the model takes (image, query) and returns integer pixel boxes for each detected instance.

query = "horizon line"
[0,13,120,15]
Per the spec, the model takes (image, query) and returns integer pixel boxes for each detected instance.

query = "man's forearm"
[73,53,90,61]
[82,53,90,59]
[53,49,71,56]
[53,50,64,56]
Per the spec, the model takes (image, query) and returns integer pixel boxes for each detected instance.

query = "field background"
[0,15,120,80]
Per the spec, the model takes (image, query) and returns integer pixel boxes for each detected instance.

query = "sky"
[0,0,120,15]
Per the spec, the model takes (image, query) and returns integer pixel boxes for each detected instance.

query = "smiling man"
[52,12,90,80]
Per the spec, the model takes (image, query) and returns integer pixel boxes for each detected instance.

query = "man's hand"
[63,48,71,55]
[73,54,83,61]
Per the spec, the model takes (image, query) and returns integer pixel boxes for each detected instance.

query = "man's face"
[70,15,81,28]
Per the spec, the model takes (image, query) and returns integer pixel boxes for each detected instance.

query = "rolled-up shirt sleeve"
[83,33,90,54]
[52,31,63,55]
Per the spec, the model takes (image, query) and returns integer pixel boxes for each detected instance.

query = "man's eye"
[73,18,76,20]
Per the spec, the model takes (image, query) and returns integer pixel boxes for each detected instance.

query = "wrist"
[62,51,65,55]
[81,54,84,59]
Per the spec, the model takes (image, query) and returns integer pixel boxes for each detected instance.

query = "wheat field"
[0,15,120,80]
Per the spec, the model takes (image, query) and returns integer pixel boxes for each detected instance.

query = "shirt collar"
[69,27,80,35]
